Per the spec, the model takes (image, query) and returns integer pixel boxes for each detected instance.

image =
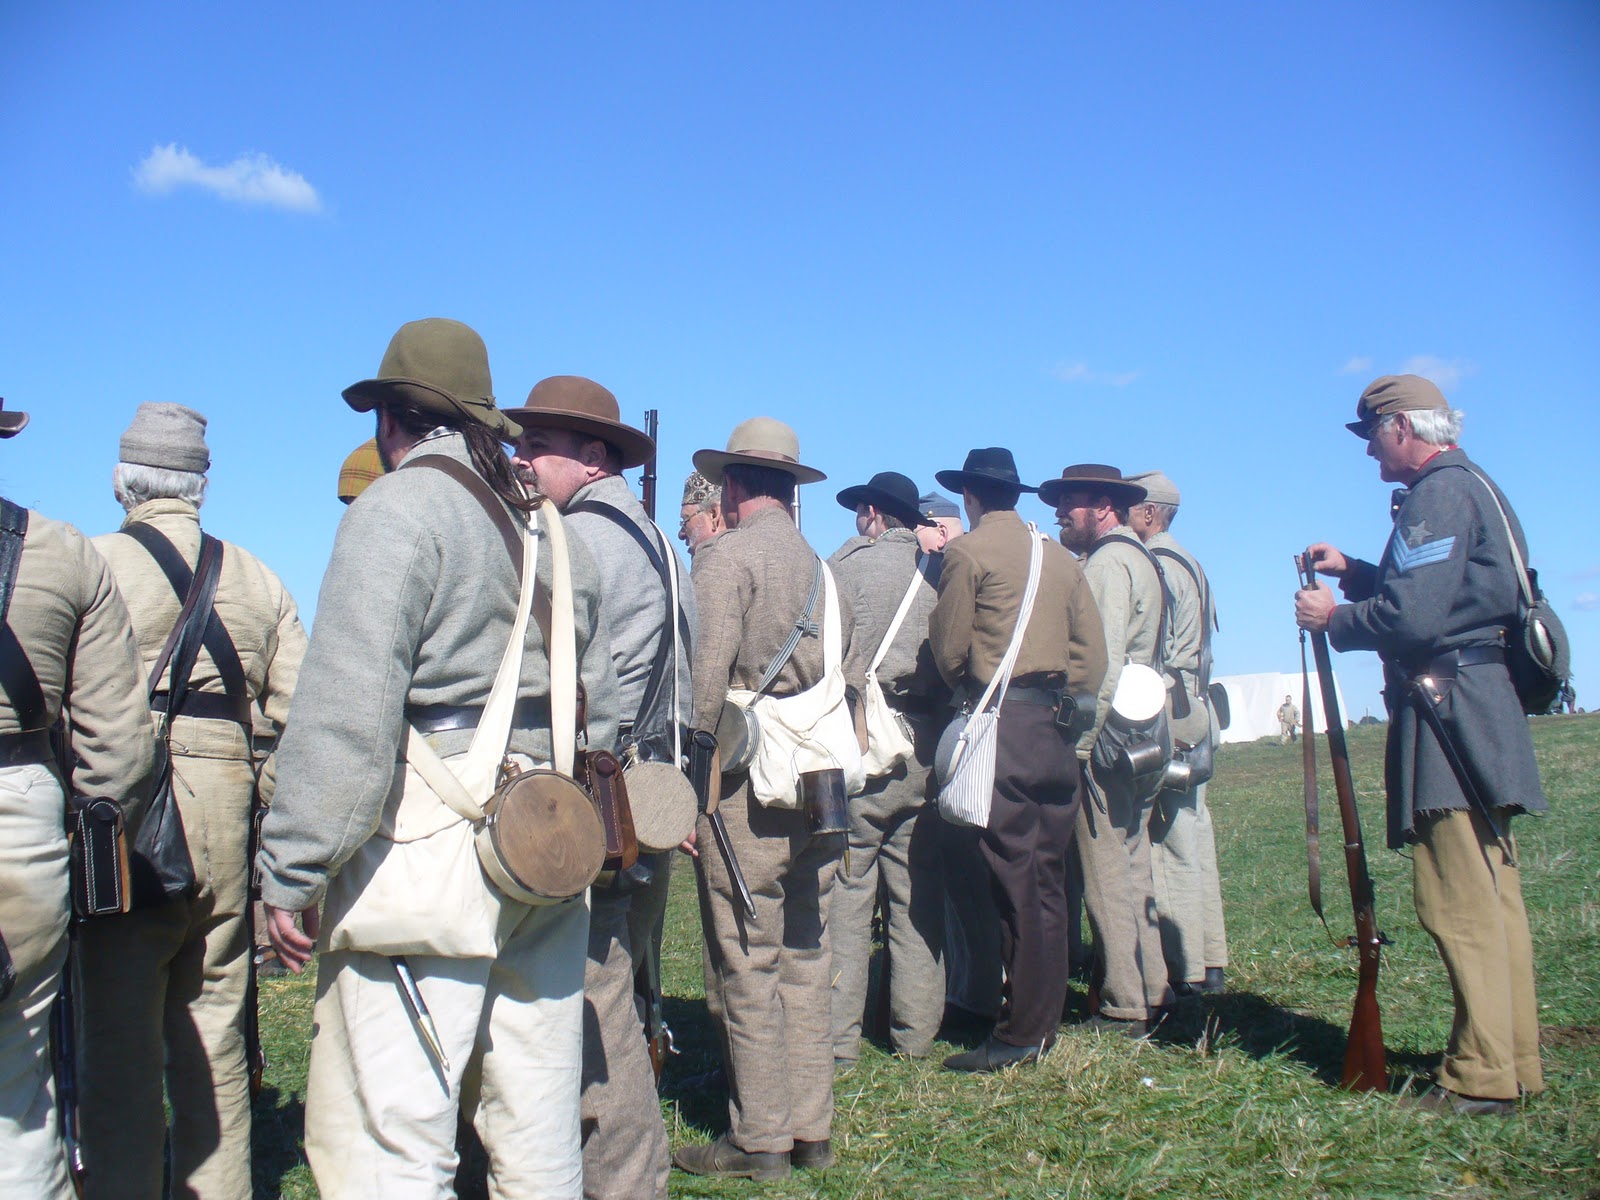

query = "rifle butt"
[1340,980,1388,1091]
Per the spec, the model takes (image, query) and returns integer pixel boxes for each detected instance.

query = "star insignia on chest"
[1405,521,1431,548]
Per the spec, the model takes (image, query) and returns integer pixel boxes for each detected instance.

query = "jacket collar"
[120,498,200,529]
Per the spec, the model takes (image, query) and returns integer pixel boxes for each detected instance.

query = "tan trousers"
[1077,763,1173,1020]
[1413,809,1542,1100]
[695,780,839,1154]
[1150,783,1229,984]
[830,725,944,1060]
[0,763,74,1200]
[305,898,589,1199]
[580,888,668,1200]
[76,752,257,1200]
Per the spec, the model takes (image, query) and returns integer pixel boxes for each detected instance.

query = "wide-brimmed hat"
[501,375,655,470]
[1038,464,1148,508]
[836,471,934,528]
[0,398,29,439]
[337,439,386,503]
[934,447,1035,495]
[1346,373,1448,438]
[342,318,521,442]
[693,417,825,485]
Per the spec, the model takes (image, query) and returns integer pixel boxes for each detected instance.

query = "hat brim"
[500,409,656,470]
[693,448,827,486]
[835,484,935,527]
[934,469,1036,496]
[1037,477,1147,508]
[343,378,522,442]
[1345,419,1377,438]
[0,411,29,439]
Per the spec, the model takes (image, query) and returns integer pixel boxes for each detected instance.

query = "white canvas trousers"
[305,897,589,1199]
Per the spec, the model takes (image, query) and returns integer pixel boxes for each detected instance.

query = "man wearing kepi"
[0,399,155,1200]
[76,403,308,1200]
[675,418,864,1182]
[1127,470,1228,998]
[1296,374,1546,1116]
[1047,464,1176,1036]
[679,471,725,557]
[506,376,695,1200]
[828,471,946,1065]
[929,449,1106,1072]
[258,319,620,1195]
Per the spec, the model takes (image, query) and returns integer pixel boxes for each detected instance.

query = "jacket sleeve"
[927,541,978,690]
[1064,567,1108,713]
[1337,559,1379,602]
[253,573,309,806]
[65,533,157,828]
[689,537,749,732]
[569,535,621,757]
[1327,480,1478,659]
[1079,550,1133,756]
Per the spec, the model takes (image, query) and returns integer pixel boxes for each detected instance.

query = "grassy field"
[253,713,1600,1199]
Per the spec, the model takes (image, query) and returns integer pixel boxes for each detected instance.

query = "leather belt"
[406,697,551,735]
[1003,685,1063,709]
[0,728,54,767]
[151,690,253,728]
[1410,644,1505,680]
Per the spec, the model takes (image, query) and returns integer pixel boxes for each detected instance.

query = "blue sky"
[2,1,1596,719]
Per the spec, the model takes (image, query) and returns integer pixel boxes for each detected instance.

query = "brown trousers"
[969,701,1078,1048]
[695,780,840,1154]
[1413,808,1542,1100]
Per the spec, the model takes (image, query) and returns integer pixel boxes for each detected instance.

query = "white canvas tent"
[1214,671,1350,745]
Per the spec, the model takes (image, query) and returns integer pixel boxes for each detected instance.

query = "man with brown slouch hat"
[506,375,694,1200]
[258,319,620,1195]
[674,418,865,1182]
[929,449,1106,1071]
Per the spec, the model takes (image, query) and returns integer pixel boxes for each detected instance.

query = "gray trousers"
[580,887,669,1200]
[830,720,944,1060]
[1077,763,1173,1020]
[695,780,840,1154]
[1150,783,1229,983]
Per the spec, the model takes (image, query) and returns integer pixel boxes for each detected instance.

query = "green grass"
[254,713,1600,1198]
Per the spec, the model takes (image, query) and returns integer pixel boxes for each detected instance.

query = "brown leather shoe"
[792,1138,834,1169]
[1403,1086,1517,1117]
[673,1135,791,1181]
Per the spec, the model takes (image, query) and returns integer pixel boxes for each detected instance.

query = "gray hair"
[113,461,207,512]
[1385,407,1464,447]
[1147,501,1179,530]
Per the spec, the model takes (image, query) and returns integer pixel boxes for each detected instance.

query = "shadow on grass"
[251,1084,306,1197]
[1151,989,1436,1089]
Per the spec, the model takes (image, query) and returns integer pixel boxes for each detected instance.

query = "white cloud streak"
[133,144,321,213]
[1398,354,1476,392]
[1339,356,1373,375]
[1573,591,1600,613]
[1051,362,1140,387]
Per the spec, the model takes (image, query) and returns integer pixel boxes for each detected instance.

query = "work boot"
[792,1139,835,1169]
[1200,967,1226,993]
[673,1135,791,1181]
[943,1036,1047,1073]
[1402,1086,1517,1117]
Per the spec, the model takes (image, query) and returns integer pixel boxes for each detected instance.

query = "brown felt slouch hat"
[1347,373,1449,437]
[0,398,28,439]
[693,417,826,485]
[342,318,521,442]
[501,375,656,469]
[1037,464,1147,508]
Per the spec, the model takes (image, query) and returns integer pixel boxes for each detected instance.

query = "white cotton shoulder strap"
[404,503,542,822]
[975,524,1045,715]
[1457,464,1535,610]
[870,553,934,676]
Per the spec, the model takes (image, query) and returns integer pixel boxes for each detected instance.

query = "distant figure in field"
[1277,695,1300,743]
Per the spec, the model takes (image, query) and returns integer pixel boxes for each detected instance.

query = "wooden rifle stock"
[1297,553,1388,1091]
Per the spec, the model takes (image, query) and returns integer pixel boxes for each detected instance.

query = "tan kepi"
[1346,373,1449,437]
[692,416,827,485]
[726,562,863,807]
[320,501,604,957]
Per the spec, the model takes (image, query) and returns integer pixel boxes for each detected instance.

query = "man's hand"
[1295,581,1337,633]
[265,904,320,974]
[678,827,699,858]
[1305,542,1349,579]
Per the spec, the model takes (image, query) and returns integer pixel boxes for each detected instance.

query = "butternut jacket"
[1145,529,1214,748]
[2,507,155,819]
[1079,525,1166,755]
[929,509,1106,704]
[690,504,864,733]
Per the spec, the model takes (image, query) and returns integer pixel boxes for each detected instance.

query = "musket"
[1299,602,1325,929]
[245,795,267,1098]
[689,730,757,920]
[641,409,659,523]
[51,938,87,1195]
[1297,553,1388,1091]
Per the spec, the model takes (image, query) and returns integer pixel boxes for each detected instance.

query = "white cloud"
[1573,592,1600,613]
[133,143,321,213]
[1339,356,1373,375]
[1051,362,1140,387]
[1398,354,1476,392]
